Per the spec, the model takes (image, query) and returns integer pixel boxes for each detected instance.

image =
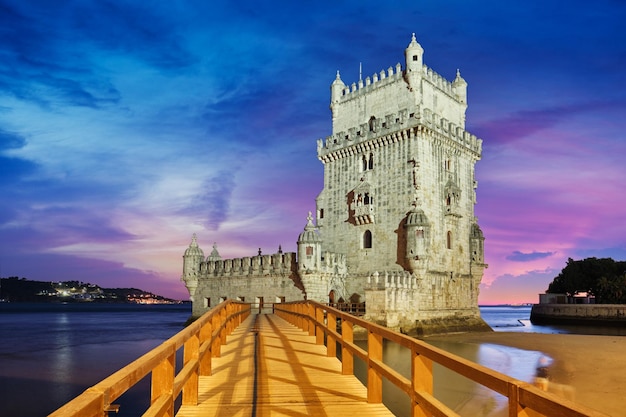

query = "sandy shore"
[426,332,625,416]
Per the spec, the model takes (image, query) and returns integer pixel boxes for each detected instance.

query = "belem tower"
[182,34,490,335]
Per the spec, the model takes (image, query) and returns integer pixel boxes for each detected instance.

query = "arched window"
[368,116,376,132]
[368,153,374,170]
[362,155,367,171]
[446,231,452,249]
[363,230,372,249]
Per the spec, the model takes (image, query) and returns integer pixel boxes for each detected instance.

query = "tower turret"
[181,234,204,300]
[404,207,430,273]
[330,71,345,125]
[452,69,468,105]
[470,223,485,265]
[404,33,424,91]
[297,212,322,274]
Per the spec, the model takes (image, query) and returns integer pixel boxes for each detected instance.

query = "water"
[0,303,191,416]
[0,304,621,416]
[481,305,626,336]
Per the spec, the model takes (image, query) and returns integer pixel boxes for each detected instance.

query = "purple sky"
[1,1,625,304]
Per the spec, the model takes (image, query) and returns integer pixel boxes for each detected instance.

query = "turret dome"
[206,242,221,262]
[405,207,429,226]
[184,234,205,258]
[298,212,321,243]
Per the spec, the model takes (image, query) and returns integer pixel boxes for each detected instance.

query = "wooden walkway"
[176,313,395,417]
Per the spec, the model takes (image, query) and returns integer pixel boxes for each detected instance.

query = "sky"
[1,0,625,304]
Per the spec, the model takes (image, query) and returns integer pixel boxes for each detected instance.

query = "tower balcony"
[353,204,375,225]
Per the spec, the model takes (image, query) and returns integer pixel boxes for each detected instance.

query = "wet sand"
[426,332,626,416]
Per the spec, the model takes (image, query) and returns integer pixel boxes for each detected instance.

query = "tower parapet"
[199,251,297,278]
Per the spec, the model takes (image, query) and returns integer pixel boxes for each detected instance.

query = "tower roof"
[184,233,205,257]
[453,69,467,86]
[207,242,221,262]
[405,207,429,226]
[406,33,424,53]
[298,212,321,243]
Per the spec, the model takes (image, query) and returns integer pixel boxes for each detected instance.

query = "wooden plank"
[176,314,395,417]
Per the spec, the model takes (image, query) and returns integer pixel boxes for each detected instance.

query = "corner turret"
[181,234,204,301]
[404,33,423,91]
[297,212,322,274]
[470,222,485,265]
[404,206,430,273]
[452,69,468,105]
[330,71,345,123]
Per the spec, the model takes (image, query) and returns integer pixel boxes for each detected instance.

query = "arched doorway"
[328,290,336,304]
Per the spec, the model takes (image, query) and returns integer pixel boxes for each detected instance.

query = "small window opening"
[368,153,374,170]
[368,116,376,132]
[363,230,372,249]
[413,55,418,61]
[446,231,452,249]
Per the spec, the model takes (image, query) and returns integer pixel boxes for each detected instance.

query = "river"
[0,304,621,416]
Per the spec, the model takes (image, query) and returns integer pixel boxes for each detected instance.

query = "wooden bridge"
[49,300,609,417]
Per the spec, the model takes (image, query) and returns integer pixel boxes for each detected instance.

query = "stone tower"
[315,34,488,333]
[182,34,489,334]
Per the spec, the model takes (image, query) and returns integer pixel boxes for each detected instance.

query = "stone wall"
[531,304,626,325]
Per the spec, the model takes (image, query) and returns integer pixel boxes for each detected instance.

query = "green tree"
[596,274,626,304]
[547,257,626,303]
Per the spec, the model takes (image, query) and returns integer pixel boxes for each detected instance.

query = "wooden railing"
[49,300,250,417]
[274,300,610,417]
[326,302,365,316]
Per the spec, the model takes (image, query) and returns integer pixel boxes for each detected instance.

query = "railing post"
[151,344,175,417]
[212,313,221,358]
[225,302,233,334]
[367,330,383,403]
[199,319,213,376]
[315,305,325,345]
[299,303,307,332]
[327,311,337,358]
[182,333,199,405]
[341,318,353,375]
[411,347,433,417]
[308,303,316,336]
[219,307,227,347]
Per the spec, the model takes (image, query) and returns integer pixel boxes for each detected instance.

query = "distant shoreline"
[530,303,626,326]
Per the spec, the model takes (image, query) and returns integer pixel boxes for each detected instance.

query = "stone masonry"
[182,34,490,334]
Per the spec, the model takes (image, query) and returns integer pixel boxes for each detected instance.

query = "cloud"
[473,101,621,145]
[506,251,555,262]
[178,170,238,231]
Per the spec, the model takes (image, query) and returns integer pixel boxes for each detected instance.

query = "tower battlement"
[334,63,459,104]
[317,108,482,161]
[199,252,297,277]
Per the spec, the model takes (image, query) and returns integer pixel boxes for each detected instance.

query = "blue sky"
[1,0,625,303]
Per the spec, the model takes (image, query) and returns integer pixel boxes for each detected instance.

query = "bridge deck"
[176,313,394,417]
